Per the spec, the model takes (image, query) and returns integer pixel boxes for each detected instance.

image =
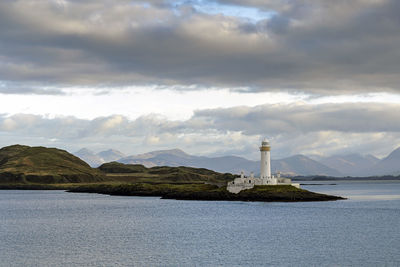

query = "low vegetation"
[0,144,344,202]
[98,162,147,173]
[0,145,235,185]
[0,145,105,183]
[97,162,236,184]
[68,183,345,202]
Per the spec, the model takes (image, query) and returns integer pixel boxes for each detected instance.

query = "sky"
[0,0,400,160]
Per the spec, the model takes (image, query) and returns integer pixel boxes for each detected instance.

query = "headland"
[0,144,345,202]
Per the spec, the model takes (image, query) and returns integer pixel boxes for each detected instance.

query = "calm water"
[1,181,399,267]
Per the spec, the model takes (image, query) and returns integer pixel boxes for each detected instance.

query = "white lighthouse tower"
[260,139,271,179]
[226,139,299,193]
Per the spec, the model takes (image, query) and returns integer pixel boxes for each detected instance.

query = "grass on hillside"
[0,145,103,182]
[0,146,236,185]
[66,182,344,202]
[98,162,236,184]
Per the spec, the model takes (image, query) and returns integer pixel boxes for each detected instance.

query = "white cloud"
[1,118,17,131]
[0,87,307,120]
[99,115,124,131]
[1,100,399,159]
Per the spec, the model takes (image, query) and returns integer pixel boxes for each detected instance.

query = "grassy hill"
[0,145,105,183]
[98,162,236,184]
[0,145,235,185]
[0,145,344,202]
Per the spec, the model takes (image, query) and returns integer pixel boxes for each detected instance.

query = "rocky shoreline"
[0,183,345,202]
[67,183,345,202]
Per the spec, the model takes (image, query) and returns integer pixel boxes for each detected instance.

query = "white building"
[227,139,300,193]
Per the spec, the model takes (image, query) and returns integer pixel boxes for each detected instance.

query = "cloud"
[0,82,65,95]
[191,102,400,134]
[0,0,399,94]
[1,102,399,158]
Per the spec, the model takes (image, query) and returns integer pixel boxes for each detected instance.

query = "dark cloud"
[0,0,399,94]
[0,82,65,95]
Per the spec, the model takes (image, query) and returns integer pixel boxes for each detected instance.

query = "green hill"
[0,145,105,184]
[0,145,235,185]
[98,162,236,183]
[98,162,148,173]
[0,145,345,202]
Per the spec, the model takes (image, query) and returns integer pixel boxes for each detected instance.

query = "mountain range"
[367,148,400,176]
[74,148,127,167]
[73,146,400,177]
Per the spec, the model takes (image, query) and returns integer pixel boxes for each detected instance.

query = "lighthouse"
[226,139,300,193]
[260,139,271,179]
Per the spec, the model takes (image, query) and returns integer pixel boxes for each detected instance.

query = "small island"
[0,145,345,202]
[67,183,344,202]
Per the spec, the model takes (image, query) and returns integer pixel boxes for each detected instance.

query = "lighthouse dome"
[262,139,270,146]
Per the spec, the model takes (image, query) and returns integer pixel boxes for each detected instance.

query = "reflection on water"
[349,194,400,200]
[301,180,400,201]
[1,181,399,267]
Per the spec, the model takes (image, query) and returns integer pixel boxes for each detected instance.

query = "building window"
[249,180,251,183]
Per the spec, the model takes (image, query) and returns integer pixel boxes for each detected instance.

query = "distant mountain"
[0,145,104,184]
[364,147,400,176]
[118,149,341,177]
[132,149,191,160]
[74,148,104,167]
[120,149,195,167]
[97,149,126,163]
[315,147,400,177]
[272,155,342,177]
[318,154,380,176]
[73,145,400,177]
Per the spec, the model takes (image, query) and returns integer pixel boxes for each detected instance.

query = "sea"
[1,180,399,267]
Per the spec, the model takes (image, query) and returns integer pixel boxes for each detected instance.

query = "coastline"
[0,183,345,202]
